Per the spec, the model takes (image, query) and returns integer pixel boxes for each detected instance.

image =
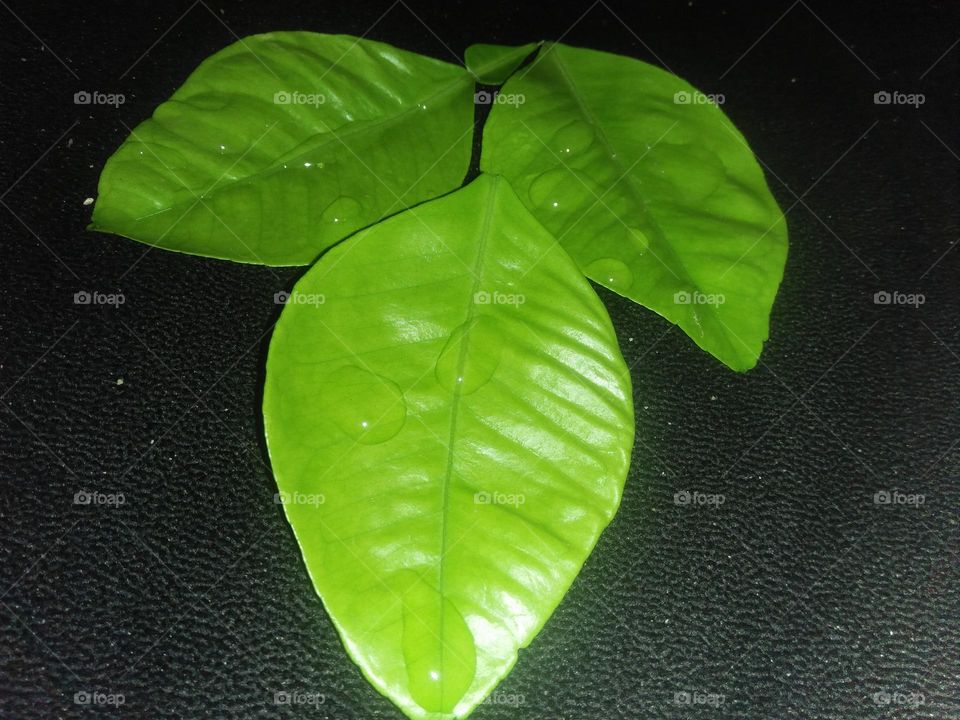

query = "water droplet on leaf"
[321,365,406,444]
[528,168,572,211]
[585,257,633,290]
[552,120,595,155]
[321,196,362,225]
[627,226,649,251]
[399,571,476,713]
[435,316,502,395]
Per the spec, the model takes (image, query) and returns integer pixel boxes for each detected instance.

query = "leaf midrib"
[545,45,745,362]
[124,73,473,224]
[434,175,499,698]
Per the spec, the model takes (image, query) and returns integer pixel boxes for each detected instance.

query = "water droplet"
[552,120,595,155]
[643,143,724,200]
[527,168,572,211]
[627,226,649,251]
[321,196,362,225]
[435,316,502,395]
[585,257,633,290]
[321,366,405,444]
[399,572,476,713]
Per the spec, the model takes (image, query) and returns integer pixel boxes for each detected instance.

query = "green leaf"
[90,32,479,265]
[465,42,540,84]
[263,174,634,719]
[477,41,788,371]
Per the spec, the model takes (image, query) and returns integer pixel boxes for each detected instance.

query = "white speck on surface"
[83,197,94,206]
[710,395,717,401]
[116,378,124,385]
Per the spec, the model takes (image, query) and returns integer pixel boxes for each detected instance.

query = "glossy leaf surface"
[90,32,479,265]
[478,42,788,370]
[263,174,634,718]
[463,42,540,84]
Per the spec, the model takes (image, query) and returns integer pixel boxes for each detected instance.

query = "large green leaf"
[263,174,634,719]
[91,32,486,265]
[475,42,788,371]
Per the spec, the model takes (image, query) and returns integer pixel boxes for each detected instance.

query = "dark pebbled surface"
[1,0,958,718]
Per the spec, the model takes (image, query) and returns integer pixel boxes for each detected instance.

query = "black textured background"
[1,1,958,718]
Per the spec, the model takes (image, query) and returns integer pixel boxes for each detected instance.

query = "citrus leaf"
[477,41,788,370]
[90,32,479,265]
[263,174,634,719]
